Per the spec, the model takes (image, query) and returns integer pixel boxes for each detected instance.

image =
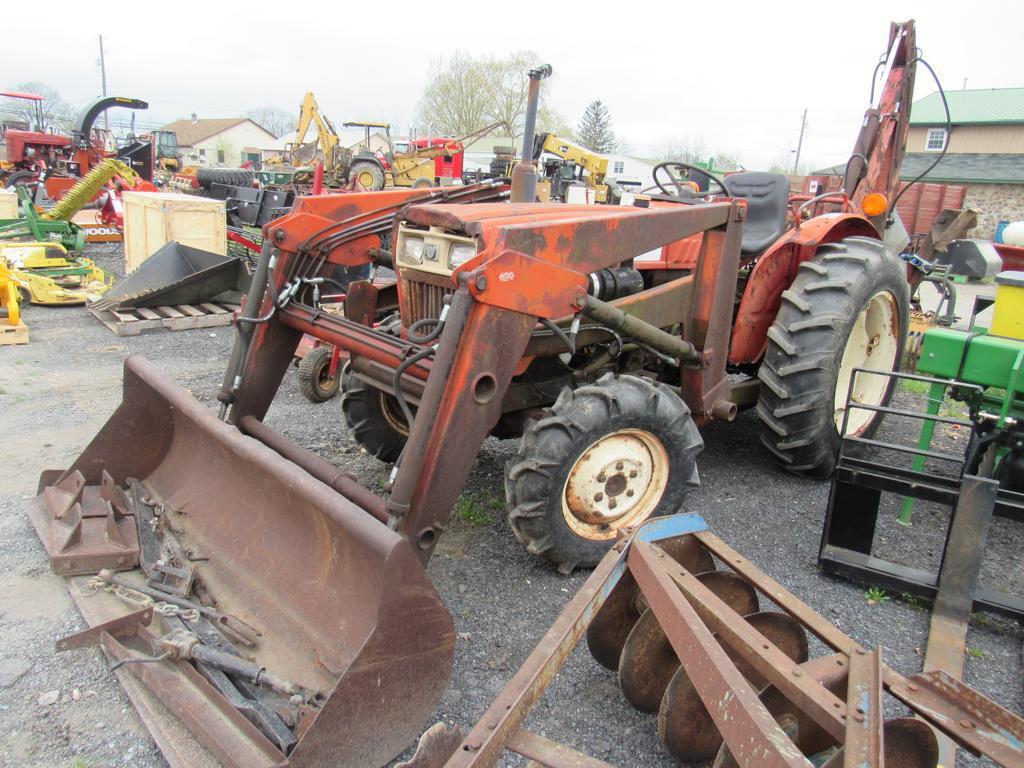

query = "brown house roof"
[159,117,268,146]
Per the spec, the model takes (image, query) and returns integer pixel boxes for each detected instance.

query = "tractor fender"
[729,213,880,365]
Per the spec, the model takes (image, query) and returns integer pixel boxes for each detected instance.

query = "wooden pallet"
[0,321,29,345]
[88,302,239,337]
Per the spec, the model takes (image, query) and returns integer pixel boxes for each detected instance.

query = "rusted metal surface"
[100,624,284,768]
[506,729,616,768]
[889,671,1024,767]
[55,606,153,651]
[29,469,140,575]
[923,475,998,766]
[438,514,708,768]
[844,647,884,767]
[38,354,456,767]
[628,540,810,767]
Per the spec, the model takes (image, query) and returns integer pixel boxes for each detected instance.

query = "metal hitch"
[35,354,455,767]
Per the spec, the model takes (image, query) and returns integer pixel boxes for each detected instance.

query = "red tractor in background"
[1,94,172,197]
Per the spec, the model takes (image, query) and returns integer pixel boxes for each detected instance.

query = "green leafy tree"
[576,100,616,153]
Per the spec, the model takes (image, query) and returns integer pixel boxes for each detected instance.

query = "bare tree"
[246,106,293,138]
[417,52,497,138]
[1,82,74,132]
[659,135,707,164]
[417,50,551,143]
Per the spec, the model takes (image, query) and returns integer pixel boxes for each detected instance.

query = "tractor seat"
[722,172,790,255]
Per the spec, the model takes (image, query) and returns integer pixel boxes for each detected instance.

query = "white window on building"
[925,128,947,151]
[613,161,624,174]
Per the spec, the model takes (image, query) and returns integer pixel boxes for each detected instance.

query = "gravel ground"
[0,242,1020,767]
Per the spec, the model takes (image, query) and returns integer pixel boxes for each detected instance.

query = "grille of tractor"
[403,276,455,325]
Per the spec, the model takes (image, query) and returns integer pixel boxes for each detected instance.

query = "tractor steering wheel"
[651,161,729,199]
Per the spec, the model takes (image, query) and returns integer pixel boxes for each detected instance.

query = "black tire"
[493,146,515,156]
[348,160,385,191]
[505,373,703,574]
[756,236,909,477]
[489,158,511,177]
[340,366,409,462]
[297,346,340,403]
[4,169,37,190]
[411,177,434,189]
[18,285,33,305]
[197,168,255,189]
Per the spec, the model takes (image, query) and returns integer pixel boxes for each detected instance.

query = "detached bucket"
[91,242,250,311]
[33,355,455,767]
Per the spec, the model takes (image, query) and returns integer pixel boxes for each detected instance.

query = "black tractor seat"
[722,172,790,255]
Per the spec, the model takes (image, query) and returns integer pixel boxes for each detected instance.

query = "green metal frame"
[0,188,85,252]
[899,324,1024,524]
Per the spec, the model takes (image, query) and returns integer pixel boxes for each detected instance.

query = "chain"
[86,577,199,622]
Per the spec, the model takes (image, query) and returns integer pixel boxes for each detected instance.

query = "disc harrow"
[401,513,1024,768]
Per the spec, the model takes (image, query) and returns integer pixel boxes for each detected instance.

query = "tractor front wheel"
[505,373,702,574]
[756,236,909,477]
[340,366,409,462]
[297,346,340,403]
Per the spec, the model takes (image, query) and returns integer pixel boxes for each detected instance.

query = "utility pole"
[792,109,807,174]
[99,35,108,132]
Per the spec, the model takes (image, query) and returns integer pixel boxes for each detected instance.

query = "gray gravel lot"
[0,243,1020,767]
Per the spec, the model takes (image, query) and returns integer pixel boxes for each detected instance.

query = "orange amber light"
[862,192,888,217]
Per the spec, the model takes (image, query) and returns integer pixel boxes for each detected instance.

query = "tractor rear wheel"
[349,161,385,191]
[340,366,409,462]
[297,346,340,403]
[505,373,702,574]
[756,236,908,477]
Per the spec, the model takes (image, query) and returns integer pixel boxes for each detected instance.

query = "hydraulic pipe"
[239,415,388,523]
[510,64,552,203]
[579,293,701,363]
[384,285,473,523]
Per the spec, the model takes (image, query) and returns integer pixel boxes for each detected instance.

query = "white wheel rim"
[834,290,900,435]
[561,429,669,541]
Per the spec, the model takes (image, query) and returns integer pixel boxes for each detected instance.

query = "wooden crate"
[0,189,18,219]
[123,192,226,273]
[0,321,29,345]
[88,302,239,337]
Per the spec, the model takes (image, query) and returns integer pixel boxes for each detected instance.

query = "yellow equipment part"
[42,158,139,223]
[992,271,1024,341]
[0,242,111,305]
[0,258,22,326]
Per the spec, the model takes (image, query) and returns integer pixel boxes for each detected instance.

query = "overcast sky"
[3,0,1021,171]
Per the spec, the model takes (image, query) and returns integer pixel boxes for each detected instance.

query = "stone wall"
[964,183,1024,239]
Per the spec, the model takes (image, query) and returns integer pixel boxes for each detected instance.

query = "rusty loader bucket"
[31,354,455,767]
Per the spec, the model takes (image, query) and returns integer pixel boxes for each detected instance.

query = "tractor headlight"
[449,243,476,269]
[403,237,425,264]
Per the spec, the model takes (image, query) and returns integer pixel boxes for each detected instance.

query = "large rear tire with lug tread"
[348,160,385,191]
[297,346,340,403]
[340,365,409,462]
[757,236,908,478]
[505,373,703,574]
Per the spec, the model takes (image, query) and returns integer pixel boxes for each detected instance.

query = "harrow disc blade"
[883,718,939,767]
[586,536,713,671]
[728,611,809,689]
[618,572,757,713]
[658,612,809,763]
[714,654,849,767]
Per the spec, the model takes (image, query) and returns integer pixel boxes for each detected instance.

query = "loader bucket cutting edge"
[34,354,455,767]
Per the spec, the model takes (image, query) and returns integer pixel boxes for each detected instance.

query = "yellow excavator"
[533,132,611,202]
[285,92,356,186]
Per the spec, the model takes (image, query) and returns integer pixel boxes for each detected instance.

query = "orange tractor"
[32,21,939,767]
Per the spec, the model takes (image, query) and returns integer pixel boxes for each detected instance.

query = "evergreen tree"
[576,100,616,153]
